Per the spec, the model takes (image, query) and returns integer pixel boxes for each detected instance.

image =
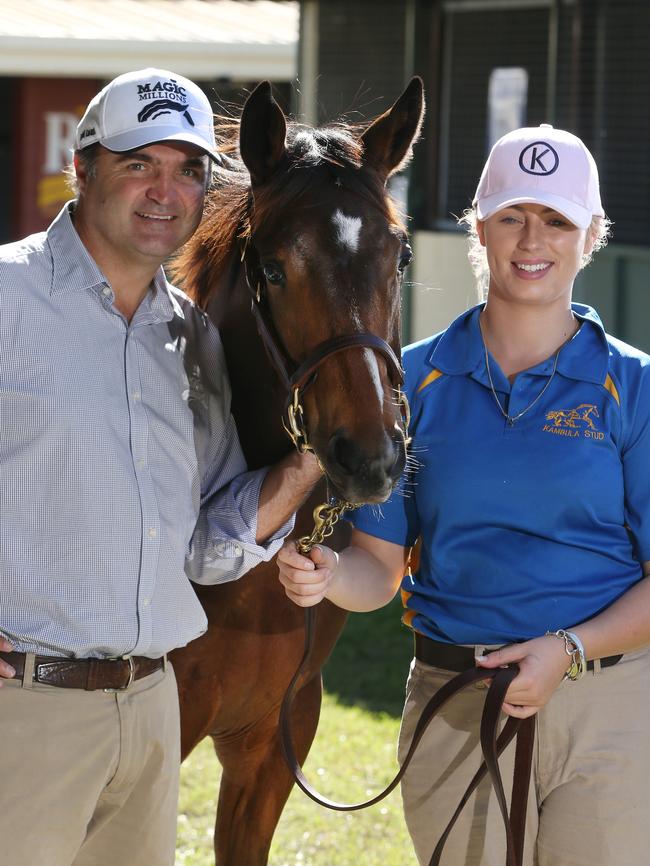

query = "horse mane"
[170,113,406,308]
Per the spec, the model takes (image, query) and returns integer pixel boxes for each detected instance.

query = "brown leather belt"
[0,651,165,691]
[415,633,623,673]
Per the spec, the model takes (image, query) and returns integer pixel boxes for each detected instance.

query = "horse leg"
[211,672,323,866]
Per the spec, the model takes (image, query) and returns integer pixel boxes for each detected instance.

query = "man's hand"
[476,635,570,718]
[0,638,16,685]
[277,541,339,607]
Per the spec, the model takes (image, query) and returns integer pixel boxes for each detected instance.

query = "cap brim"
[101,128,221,162]
[475,189,602,230]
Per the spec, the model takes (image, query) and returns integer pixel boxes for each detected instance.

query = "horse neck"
[205,250,294,469]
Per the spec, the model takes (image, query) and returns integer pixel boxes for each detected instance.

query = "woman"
[277,125,650,866]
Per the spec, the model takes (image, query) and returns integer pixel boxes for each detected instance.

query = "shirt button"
[101,286,111,297]
[232,544,242,557]
[143,598,151,607]
[147,527,157,539]
[136,458,146,468]
[132,391,141,402]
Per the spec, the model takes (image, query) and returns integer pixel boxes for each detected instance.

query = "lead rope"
[279,569,534,865]
[280,432,534,863]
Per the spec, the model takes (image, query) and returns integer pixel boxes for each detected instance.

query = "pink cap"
[473,125,604,229]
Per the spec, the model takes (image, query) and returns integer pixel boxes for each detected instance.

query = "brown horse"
[170,77,424,865]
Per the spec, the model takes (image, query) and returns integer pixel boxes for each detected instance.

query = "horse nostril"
[328,431,364,476]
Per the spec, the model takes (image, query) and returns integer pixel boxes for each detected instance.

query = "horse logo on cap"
[137,100,195,127]
[518,141,559,176]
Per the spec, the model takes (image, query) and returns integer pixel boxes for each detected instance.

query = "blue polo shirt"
[350,303,650,645]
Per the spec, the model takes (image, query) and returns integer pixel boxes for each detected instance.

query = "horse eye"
[398,246,413,273]
[262,262,285,285]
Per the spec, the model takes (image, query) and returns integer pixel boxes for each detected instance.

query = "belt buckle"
[103,656,136,693]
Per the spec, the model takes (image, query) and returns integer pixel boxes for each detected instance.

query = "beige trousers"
[0,661,180,866]
[398,647,650,866]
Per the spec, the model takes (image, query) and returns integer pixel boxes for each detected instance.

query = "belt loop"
[162,654,168,673]
[592,657,602,675]
[21,653,36,689]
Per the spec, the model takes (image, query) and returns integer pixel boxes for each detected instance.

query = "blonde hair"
[458,208,612,299]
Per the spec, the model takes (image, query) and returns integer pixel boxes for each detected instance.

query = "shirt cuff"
[186,467,295,585]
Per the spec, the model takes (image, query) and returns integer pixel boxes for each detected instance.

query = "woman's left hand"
[475,635,571,718]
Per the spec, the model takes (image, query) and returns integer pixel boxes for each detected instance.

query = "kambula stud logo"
[518,141,559,176]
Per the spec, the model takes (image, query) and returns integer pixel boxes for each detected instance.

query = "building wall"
[314,0,410,122]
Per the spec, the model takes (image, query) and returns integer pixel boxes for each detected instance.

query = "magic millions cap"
[75,68,220,161]
[473,125,604,229]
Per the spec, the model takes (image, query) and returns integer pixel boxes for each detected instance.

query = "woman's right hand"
[277,541,339,607]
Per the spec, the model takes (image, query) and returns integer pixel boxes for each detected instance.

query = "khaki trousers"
[0,661,180,866]
[398,647,650,866]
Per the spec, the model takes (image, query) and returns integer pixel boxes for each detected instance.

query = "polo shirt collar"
[557,303,610,384]
[426,301,610,386]
[48,202,177,323]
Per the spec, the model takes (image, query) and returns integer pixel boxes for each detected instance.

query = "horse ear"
[239,81,287,186]
[360,77,425,181]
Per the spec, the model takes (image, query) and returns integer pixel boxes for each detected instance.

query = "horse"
[545,403,599,429]
[169,76,425,865]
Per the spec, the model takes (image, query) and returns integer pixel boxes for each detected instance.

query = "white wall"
[408,230,480,343]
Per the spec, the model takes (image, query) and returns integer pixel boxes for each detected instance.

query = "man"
[0,68,321,866]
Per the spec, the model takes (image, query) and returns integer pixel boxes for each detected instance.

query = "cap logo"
[518,141,559,176]
[136,79,195,127]
[137,100,195,127]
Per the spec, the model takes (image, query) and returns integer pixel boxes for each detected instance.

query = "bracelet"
[545,629,587,681]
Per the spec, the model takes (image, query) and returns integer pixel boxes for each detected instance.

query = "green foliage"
[176,598,416,865]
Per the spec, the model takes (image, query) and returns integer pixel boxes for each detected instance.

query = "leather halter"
[240,237,408,453]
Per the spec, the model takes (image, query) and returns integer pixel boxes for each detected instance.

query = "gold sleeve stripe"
[400,588,417,627]
[402,609,417,628]
[604,374,620,405]
[417,368,443,393]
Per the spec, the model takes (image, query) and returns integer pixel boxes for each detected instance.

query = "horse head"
[176,78,424,505]
[240,79,424,504]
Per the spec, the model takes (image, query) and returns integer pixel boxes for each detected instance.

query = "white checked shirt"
[0,204,291,658]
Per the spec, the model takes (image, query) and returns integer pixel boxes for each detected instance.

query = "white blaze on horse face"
[332,210,363,254]
[363,347,385,408]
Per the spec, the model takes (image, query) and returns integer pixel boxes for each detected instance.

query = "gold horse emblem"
[545,403,600,429]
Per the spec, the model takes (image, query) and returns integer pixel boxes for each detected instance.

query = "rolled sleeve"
[186,466,295,585]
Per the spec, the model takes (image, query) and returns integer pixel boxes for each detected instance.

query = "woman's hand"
[476,634,570,718]
[277,541,339,607]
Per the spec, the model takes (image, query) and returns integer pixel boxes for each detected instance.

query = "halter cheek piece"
[240,237,411,454]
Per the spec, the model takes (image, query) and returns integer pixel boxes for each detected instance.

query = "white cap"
[473,125,604,229]
[75,68,220,161]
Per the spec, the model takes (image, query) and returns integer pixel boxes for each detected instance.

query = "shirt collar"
[48,202,106,296]
[426,301,610,385]
[47,202,178,324]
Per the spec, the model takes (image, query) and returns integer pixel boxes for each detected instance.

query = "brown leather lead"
[279,607,535,866]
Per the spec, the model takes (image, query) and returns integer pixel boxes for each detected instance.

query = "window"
[487,67,528,149]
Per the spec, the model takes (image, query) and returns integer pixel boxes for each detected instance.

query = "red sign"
[13,77,101,238]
